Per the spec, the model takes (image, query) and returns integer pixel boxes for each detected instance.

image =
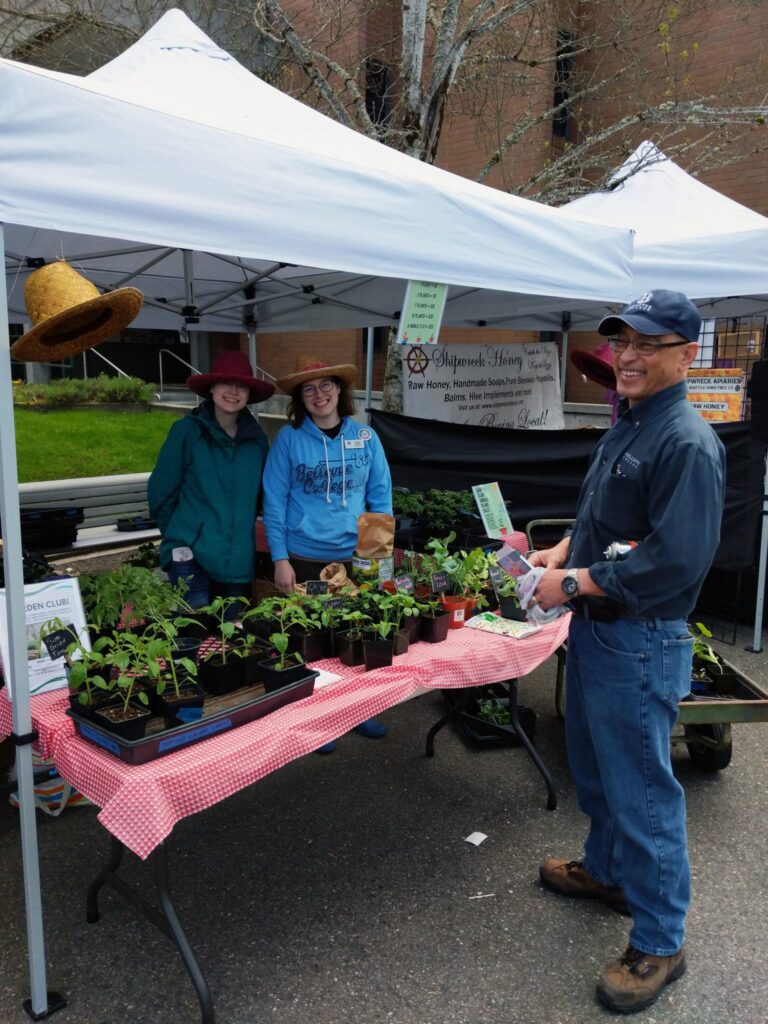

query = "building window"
[365,59,391,127]
[552,30,576,139]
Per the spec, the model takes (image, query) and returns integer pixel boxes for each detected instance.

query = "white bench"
[17,473,159,554]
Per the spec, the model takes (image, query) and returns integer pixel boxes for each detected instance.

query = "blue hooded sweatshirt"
[262,416,392,562]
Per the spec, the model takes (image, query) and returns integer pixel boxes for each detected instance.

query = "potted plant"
[91,632,154,741]
[495,574,526,621]
[334,606,371,666]
[145,621,205,727]
[361,619,396,671]
[418,489,475,542]
[196,596,247,695]
[455,688,537,748]
[425,534,489,627]
[417,598,450,644]
[237,630,274,687]
[258,632,313,690]
[285,598,330,662]
[254,597,317,688]
[64,634,114,718]
[79,565,190,638]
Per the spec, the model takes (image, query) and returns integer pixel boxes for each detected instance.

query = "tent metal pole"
[0,223,64,1018]
[365,327,374,425]
[748,449,768,653]
[559,312,571,401]
[183,250,195,310]
[247,326,257,375]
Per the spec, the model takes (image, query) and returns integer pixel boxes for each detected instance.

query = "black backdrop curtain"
[371,412,765,571]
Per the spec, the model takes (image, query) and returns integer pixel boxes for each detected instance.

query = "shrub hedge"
[12,374,156,407]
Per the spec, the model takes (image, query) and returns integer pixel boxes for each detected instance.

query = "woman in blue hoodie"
[263,355,393,591]
[149,350,274,612]
[263,354,393,750]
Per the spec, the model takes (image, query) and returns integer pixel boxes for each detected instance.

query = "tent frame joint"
[10,729,39,747]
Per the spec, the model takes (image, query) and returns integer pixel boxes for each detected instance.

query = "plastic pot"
[335,631,365,667]
[420,610,450,644]
[198,654,242,696]
[439,595,471,629]
[257,655,314,692]
[362,632,395,671]
[93,701,152,741]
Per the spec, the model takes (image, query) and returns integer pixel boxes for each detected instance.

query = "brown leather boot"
[539,857,630,915]
[597,945,686,1013]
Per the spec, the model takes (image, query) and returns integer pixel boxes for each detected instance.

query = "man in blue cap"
[528,290,725,1013]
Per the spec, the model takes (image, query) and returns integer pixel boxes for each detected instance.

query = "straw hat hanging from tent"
[11,260,143,362]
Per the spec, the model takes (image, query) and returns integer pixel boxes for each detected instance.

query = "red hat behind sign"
[186,350,275,404]
[569,341,617,391]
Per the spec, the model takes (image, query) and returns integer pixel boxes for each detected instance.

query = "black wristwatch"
[561,569,580,598]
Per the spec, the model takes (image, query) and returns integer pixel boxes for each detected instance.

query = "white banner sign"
[401,342,564,429]
[0,577,89,698]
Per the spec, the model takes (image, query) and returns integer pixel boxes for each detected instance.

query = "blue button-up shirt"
[567,381,726,619]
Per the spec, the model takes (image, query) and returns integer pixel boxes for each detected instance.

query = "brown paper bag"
[352,513,396,584]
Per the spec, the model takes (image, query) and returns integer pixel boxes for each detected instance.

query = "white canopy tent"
[2,9,634,337]
[0,11,639,1018]
[564,140,768,320]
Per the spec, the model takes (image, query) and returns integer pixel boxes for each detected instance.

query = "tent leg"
[559,313,571,401]
[0,223,66,1018]
[747,449,768,653]
[364,326,374,425]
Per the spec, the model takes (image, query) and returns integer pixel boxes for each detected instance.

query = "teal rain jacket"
[148,399,269,583]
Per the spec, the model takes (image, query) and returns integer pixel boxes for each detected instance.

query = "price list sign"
[395,280,448,345]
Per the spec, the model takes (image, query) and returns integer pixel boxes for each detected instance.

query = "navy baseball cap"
[598,289,701,343]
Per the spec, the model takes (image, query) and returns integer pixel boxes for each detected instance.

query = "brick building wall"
[252,0,766,402]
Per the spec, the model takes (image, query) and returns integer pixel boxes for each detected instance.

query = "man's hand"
[532,570,570,610]
[274,558,296,593]
[528,536,569,570]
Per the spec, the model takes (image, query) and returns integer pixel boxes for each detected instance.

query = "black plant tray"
[116,516,157,532]
[66,671,318,765]
[458,703,537,748]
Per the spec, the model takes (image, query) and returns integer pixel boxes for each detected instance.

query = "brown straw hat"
[187,350,275,403]
[11,261,144,362]
[276,353,356,395]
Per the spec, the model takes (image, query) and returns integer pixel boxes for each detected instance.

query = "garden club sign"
[402,342,565,430]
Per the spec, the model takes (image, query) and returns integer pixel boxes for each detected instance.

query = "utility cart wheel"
[683,722,733,771]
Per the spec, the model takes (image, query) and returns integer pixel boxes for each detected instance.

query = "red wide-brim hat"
[569,341,617,391]
[187,349,275,403]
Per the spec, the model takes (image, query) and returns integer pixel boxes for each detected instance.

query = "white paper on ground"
[465,831,488,846]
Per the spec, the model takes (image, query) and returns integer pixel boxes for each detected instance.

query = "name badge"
[344,439,365,449]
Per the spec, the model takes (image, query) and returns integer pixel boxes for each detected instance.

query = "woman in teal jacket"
[149,350,274,611]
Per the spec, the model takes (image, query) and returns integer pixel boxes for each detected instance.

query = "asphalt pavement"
[1,619,766,1024]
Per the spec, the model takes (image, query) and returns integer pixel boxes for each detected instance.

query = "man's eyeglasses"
[300,379,335,397]
[607,337,692,356]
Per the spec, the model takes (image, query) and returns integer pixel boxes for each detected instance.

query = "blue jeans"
[565,613,693,955]
[167,559,248,620]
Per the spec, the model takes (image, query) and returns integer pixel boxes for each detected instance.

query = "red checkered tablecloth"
[0,617,569,860]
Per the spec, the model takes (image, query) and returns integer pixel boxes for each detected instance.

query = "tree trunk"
[381,329,403,413]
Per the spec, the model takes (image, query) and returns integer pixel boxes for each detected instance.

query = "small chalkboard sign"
[431,571,450,594]
[488,565,504,595]
[41,626,78,661]
[394,574,414,593]
[326,597,345,609]
[305,580,329,596]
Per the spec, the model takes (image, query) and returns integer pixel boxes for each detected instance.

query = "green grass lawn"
[14,407,184,482]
